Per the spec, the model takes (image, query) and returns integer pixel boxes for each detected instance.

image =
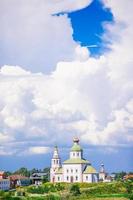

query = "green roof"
[63,158,89,164]
[55,167,63,174]
[83,165,97,174]
[71,143,82,152]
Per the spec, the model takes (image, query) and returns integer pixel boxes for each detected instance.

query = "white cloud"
[47,0,92,13]
[27,146,50,155]
[0,0,92,73]
[0,147,13,156]
[0,65,31,76]
[0,132,13,143]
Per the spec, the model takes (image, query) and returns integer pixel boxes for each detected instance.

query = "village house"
[0,171,10,191]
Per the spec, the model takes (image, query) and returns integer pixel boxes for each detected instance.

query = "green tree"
[14,167,30,177]
[115,171,127,180]
[5,171,12,177]
[43,167,50,182]
[124,180,133,194]
[29,168,39,176]
[70,184,80,196]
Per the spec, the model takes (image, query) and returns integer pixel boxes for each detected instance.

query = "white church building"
[50,137,99,183]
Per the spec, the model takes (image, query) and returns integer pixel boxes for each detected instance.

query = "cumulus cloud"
[0,0,92,73]
[0,0,133,156]
[0,65,31,76]
[26,146,50,155]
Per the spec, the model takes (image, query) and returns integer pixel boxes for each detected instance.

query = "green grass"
[0,181,132,200]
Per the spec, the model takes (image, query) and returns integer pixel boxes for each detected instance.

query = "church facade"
[50,137,99,183]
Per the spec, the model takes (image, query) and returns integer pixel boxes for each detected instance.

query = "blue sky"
[0,0,133,172]
[69,0,113,55]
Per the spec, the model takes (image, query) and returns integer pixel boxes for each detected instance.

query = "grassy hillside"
[0,181,132,200]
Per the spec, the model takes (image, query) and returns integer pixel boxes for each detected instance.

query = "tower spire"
[51,145,61,169]
[53,146,59,159]
[50,145,61,183]
[100,163,105,173]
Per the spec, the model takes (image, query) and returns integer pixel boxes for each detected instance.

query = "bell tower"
[50,146,61,182]
[51,146,61,168]
[99,163,106,181]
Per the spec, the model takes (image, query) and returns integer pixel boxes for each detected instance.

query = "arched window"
[67,176,69,181]
[67,169,69,173]
[86,176,88,180]
[77,152,79,156]
[76,176,78,181]
[58,176,60,181]
[71,169,73,173]
[76,169,78,173]
[73,153,75,156]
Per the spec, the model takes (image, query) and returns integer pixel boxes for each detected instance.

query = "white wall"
[50,168,55,182]
[51,158,61,169]
[70,151,82,159]
[54,174,63,182]
[99,172,105,181]
[83,174,92,182]
[0,179,10,190]
[63,164,83,182]
[83,173,98,183]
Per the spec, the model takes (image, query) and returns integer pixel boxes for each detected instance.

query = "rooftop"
[83,165,97,174]
[9,175,29,180]
[63,158,90,164]
[71,143,83,152]
[0,171,5,175]
[71,137,83,152]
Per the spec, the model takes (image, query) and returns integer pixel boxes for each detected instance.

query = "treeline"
[5,169,133,179]
[5,167,50,177]
[112,171,133,180]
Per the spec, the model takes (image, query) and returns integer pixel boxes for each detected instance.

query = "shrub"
[129,194,133,200]
[70,184,80,196]
[124,180,133,194]
[83,181,127,197]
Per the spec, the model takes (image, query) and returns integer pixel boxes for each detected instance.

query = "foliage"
[124,180,133,194]
[1,180,133,200]
[43,167,50,173]
[14,167,30,177]
[26,182,65,194]
[70,184,81,196]
[4,171,12,177]
[128,193,133,200]
[0,191,21,200]
[7,167,50,178]
[115,171,127,180]
[82,182,127,196]
[77,182,100,188]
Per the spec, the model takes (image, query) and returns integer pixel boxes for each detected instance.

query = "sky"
[0,0,133,172]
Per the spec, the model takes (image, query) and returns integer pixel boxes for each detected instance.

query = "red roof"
[0,171,5,175]
[9,175,28,180]
[123,174,133,179]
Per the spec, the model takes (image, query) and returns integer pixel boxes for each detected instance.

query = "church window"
[86,176,88,180]
[67,176,69,181]
[76,176,78,181]
[58,177,60,181]
[56,160,58,164]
